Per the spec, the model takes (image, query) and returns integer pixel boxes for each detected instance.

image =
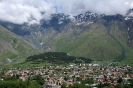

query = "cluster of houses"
[0,63,133,88]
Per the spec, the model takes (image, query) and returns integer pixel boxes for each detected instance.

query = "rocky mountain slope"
[0,25,40,64]
[1,12,133,63]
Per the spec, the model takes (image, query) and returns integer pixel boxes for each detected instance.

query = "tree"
[0,80,42,88]
[117,77,123,83]
[97,82,102,88]
[81,78,94,84]
[115,84,123,88]
[61,84,67,88]
[32,74,44,85]
[68,83,88,88]
[76,77,81,81]
[28,81,42,88]
[64,76,68,81]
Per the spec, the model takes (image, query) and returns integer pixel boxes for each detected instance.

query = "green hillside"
[0,25,40,62]
[43,20,133,64]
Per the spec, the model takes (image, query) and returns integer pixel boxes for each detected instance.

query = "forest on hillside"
[26,52,92,64]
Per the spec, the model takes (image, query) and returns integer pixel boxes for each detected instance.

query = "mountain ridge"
[0,11,133,63]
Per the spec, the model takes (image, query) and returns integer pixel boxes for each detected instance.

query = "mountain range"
[1,11,133,64]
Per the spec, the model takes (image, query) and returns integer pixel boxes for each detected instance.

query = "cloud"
[47,0,133,16]
[0,0,55,24]
[0,0,133,25]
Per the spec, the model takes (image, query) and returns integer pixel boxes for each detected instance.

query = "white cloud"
[0,0,133,25]
[0,0,55,24]
[47,0,133,16]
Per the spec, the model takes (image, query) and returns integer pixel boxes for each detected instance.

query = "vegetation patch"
[26,52,92,64]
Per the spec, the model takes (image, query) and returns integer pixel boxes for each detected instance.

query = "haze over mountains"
[0,0,133,63]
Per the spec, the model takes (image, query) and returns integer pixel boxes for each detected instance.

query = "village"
[0,62,133,88]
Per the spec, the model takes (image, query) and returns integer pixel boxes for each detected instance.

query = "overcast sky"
[0,0,133,24]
